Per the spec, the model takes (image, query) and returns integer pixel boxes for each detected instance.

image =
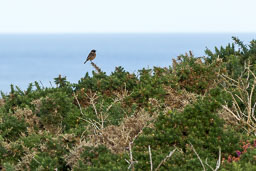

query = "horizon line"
[0,31,255,35]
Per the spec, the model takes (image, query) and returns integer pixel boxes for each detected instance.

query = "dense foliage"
[0,37,256,170]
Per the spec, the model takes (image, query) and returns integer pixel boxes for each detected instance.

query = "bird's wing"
[87,52,93,59]
[84,52,92,64]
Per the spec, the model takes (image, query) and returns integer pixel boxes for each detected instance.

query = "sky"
[0,0,255,33]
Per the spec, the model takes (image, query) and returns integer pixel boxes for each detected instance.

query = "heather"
[0,37,256,170]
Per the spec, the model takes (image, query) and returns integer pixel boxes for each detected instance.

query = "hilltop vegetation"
[0,37,256,170]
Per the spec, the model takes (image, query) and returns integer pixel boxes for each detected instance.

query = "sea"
[0,33,255,94]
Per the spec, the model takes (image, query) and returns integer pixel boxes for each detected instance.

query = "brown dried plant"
[74,90,119,131]
[15,146,38,171]
[164,86,197,112]
[65,109,158,167]
[0,98,4,107]
[74,84,132,131]
[13,107,40,135]
[31,98,43,114]
[91,61,102,73]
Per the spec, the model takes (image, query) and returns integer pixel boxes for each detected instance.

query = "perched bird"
[84,49,96,64]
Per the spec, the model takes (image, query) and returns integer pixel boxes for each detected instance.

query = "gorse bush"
[75,67,138,93]
[37,90,80,131]
[0,37,256,170]
[131,91,240,171]
[73,145,126,171]
[0,112,27,141]
[205,37,256,79]
[172,51,224,94]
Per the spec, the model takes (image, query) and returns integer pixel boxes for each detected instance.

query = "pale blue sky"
[0,0,255,33]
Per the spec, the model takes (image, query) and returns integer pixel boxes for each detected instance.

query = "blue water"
[0,33,255,94]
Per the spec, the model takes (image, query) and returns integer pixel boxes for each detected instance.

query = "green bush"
[205,37,256,79]
[173,54,223,94]
[132,93,240,170]
[0,112,27,141]
[73,145,126,171]
[37,90,80,131]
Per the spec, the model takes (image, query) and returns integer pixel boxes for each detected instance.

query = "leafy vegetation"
[0,37,256,170]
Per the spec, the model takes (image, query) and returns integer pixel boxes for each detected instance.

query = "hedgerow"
[0,37,255,170]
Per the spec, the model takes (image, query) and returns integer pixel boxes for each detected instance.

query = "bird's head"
[91,49,96,53]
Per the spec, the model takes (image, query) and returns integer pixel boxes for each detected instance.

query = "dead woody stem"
[221,60,256,134]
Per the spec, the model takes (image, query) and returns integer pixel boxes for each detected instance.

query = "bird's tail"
[84,59,88,64]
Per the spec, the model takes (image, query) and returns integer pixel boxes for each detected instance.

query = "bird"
[84,49,96,64]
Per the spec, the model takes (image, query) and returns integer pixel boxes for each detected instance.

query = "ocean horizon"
[1,33,256,94]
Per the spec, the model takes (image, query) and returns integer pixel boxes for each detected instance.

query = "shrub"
[0,112,27,141]
[132,93,240,170]
[172,52,223,94]
[205,37,256,79]
[37,90,80,132]
[73,145,126,171]
[1,37,256,170]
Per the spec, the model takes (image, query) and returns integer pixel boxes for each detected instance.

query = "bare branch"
[189,142,206,171]
[220,61,256,134]
[85,91,99,116]
[222,105,241,121]
[73,92,85,116]
[126,142,137,170]
[148,145,153,171]
[221,74,239,84]
[205,147,221,171]
[155,148,177,171]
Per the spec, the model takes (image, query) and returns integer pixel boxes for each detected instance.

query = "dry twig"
[189,142,206,171]
[221,60,256,134]
[155,148,177,171]
[148,145,153,171]
[125,142,137,171]
[190,142,222,171]
[205,147,221,171]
